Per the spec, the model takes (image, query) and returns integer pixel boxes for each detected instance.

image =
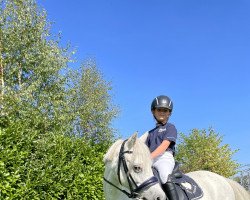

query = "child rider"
[143,95,179,200]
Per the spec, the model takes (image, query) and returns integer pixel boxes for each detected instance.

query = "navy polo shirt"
[145,123,177,153]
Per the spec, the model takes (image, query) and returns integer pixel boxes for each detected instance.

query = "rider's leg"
[152,151,175,184]
[162,182,179,200]
[152,151,178,200]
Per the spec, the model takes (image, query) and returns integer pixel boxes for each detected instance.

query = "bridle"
[103,139,159,199]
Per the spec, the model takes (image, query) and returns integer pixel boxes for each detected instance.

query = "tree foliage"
[69,60,119,142]
[0,0,118,141]
[0,0,118,199]
[0,119,107,199]
[175,128,240,177]
[0,0,72,134]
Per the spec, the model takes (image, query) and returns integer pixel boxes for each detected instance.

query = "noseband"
[104,139,159,198]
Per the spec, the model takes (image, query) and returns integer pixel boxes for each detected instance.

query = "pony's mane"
[130,139,152,175]
[103,137,151,166]
[103,139,123,163]
[132,139,151,163]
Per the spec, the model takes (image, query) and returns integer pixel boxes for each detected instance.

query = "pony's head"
[103,132,166,200]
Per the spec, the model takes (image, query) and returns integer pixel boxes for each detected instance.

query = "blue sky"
[37,0,250,167]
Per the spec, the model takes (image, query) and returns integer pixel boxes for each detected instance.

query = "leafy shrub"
[0,120,107,199]
[176,128,240,177]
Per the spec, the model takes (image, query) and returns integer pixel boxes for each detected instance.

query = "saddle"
[153,162,203,200]
[168,162,203,200]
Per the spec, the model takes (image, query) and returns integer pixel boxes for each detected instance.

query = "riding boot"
[162,182,179,200]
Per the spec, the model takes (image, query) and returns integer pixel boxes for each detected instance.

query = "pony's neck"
[104,166,130,200]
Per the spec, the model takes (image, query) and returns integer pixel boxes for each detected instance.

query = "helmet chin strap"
[154,115,169,125]
[156,121,166,126]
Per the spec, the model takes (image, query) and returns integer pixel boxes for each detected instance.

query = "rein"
[103,139,159,199]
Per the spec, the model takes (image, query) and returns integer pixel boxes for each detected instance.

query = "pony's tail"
[226,178,250,200]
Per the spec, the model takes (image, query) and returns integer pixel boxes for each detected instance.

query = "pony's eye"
[133,165,142,173]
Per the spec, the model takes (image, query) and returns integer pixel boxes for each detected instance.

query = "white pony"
[103,133,250,200]
[103,132,166,200]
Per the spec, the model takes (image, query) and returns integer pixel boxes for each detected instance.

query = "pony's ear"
[126,132,138,149]
[139,131,148,143]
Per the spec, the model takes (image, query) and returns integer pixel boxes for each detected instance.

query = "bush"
[175,128,239,177]
[0,120,107,199]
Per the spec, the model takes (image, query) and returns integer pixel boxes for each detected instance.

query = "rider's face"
[152,108,171,124]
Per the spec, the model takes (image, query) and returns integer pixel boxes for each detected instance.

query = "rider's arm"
[150,140,171,159]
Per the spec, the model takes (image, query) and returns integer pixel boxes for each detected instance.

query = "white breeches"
[152,151,175,184]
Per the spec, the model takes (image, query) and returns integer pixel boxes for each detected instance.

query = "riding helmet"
[151,95,173,112]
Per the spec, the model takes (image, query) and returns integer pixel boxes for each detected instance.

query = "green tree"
[0,0,118,142]
[69,59,119,143]
[175,128,240,177]
[0,0,72,134]
[0,0,118,198]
